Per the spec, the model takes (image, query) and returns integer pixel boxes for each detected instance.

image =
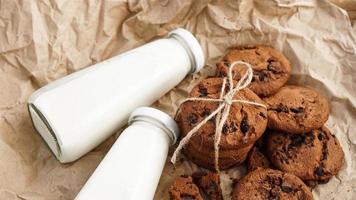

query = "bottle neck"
[167,29,204,73]
[129,116,177,146]
[169,34,197,74]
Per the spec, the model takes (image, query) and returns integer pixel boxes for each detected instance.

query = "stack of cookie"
[169,45,344,200]
[176,77,268,170]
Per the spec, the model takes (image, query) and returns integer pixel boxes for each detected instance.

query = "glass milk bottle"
[28,28,204,163]
[75,107,179,200]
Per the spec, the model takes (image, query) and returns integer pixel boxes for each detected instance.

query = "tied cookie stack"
[171,61,268,171]
[168,45,345,200]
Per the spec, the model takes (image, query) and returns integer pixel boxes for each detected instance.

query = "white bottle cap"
[168,28,205,73]
[128,107,179,145]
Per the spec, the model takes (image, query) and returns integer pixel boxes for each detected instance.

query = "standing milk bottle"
[75,107,179,200]
[28,28,204,163]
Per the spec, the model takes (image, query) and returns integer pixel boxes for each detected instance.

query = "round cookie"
[232,169,313,200]
[177,77,268,170]
[216,45,291,97]
[264,85,329,134]
[169,176,203,200]
[266,126,344,182]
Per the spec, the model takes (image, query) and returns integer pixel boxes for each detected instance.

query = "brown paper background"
[0,0,355,199]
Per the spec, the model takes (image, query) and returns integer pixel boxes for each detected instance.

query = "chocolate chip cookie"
[264,85,329,134]
[169,175,203,200]
[232,169,313,200]
[216,45,291,97]
[266,126,344,182]
[177,77,268,170]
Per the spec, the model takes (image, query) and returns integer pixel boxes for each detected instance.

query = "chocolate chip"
[321,143,328,161]
[187,114,198,125]
[315,166,324,177]
[290,135,304,147]
[304,132,315,145]
[274,104,289,113]
[254,71,267,81]
[240,116,249,134]
[265,177,282,200]
[259,73,267,82]
[290,107,304,113]
[222,123,239,134]
[198,86,208,97]
[267,57,282,74]
[222,124,229,134]
[201,108,211,118]
[267,57,277,63]
[259,112,267,118]
[265,176,273,184]
[266,176,282,185]
[281,185,293,193]
[318,131,326,141]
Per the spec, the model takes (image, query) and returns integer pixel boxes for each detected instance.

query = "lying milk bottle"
[75,107,179,200]
[28,28,204,163]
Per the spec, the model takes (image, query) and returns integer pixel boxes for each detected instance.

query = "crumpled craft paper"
[0,0,355,199]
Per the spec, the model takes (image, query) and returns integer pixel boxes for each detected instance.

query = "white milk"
[28,28,204,163]
[75,107,179,200]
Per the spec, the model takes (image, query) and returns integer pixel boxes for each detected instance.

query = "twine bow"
[171,61,267,171]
